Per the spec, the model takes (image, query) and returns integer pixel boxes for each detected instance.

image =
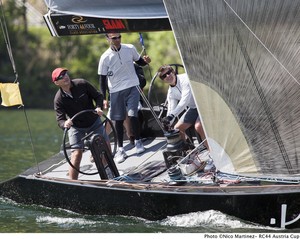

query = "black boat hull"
[1,175,300,229]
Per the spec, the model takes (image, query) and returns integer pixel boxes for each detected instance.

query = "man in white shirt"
[98,32,151,163]
[157,65,214,172]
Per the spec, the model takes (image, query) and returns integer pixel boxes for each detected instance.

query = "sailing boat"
[1,0,300,229]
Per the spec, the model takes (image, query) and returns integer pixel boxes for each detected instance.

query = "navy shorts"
[179,108,199,124]
[68,117,108,150]
[109,86,139,120]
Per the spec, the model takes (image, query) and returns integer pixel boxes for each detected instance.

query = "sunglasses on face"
[160,69,173,79]
[109,35,121,40]
[56,72,67,81]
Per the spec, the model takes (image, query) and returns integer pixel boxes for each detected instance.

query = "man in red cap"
[52,67,107,180]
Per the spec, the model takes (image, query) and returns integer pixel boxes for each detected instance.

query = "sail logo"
[102,19,125,30]
[71,16,87,24]
[270,204,300,228]
[63,16,97,34]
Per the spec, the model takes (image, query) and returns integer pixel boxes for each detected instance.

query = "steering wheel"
[62,109,117,176]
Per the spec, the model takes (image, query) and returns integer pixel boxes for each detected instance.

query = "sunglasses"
[160,69,173,79]
[109,35,121,40]
[56,72,67,81]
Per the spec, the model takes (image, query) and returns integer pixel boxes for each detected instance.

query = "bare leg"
[105,119,112,136]
[174,121,192,140]
[195,119,209,150]
[123,115,133,139]
[175,120,209,150]
[69,149,83,180]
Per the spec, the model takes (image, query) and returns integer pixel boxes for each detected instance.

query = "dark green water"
[0,109,62,182]
[0,109,299,233]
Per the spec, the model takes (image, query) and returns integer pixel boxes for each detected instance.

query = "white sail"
[164,0,300,176]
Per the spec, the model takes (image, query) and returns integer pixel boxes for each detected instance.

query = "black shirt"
[54,78,103,129]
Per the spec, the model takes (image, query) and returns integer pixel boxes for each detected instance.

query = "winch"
[162,129,209,183]
[162,129,194,168]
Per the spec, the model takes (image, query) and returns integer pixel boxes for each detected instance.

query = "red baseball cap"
[52,67,68,82]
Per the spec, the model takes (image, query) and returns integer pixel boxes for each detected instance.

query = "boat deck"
[14,135,300,199]
[25,135,300,190]
[39,137,168,181]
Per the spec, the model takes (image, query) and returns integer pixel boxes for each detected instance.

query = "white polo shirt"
[98,44,140,93]
[167,73,197,117]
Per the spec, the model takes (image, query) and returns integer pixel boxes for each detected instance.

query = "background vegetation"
[0,0,183,109]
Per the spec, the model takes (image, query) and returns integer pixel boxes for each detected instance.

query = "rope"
[22,108,40,173]
[171,139,207,166]
[0,0,40,173]
[0,0,17,82]
[136,85,166,132]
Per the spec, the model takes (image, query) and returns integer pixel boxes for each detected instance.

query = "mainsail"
[164,0,300,176]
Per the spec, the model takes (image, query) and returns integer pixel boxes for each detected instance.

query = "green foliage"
[0,0,183,109]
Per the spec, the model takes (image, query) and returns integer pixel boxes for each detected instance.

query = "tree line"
[0,0,182,109]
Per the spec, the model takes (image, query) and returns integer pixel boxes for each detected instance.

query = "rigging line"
[169,140,207,169]
[138,33,153,81]
[22,107,41,174]
[222,0,300,87]
[39,159,65,175]
[147,72,160,106]
[136,85,166,132]
[138,32,160,106]
[222,0,293,172]
[0,1,40,173]
[291,118,299,169]
[0,0,17,82]
[217,171,300,184]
